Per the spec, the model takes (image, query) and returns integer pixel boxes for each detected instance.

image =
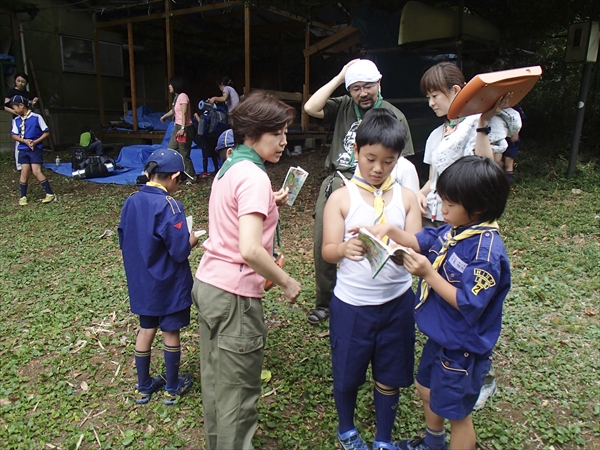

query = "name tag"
[448,253,467,273]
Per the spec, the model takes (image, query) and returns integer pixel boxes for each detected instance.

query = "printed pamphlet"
[282,166,309,206]
[358,227,410,278]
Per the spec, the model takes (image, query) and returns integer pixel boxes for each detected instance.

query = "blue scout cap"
[216,129,234,151]
[147,149,185,173]
[9,94,28,105]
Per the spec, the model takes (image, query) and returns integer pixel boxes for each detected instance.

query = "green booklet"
[358,227,410,278]
[282,166,309,206]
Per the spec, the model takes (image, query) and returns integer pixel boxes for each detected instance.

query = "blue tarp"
[43,121,216,185]
[123,105,170,131]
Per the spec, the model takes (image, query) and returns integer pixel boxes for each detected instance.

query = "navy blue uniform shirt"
[415,224,511,354]
[118,185,193,316]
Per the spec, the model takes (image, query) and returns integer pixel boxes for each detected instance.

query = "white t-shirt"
[391,156,419,194]
[423,109,522,220]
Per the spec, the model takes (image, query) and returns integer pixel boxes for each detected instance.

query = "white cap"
[345,59,382,90]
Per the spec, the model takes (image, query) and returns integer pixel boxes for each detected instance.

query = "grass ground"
[0,143,598,450]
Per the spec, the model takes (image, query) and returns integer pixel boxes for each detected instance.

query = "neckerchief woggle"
[350,167,395,244]
[353,93,384,122]
[19,110,33,143]
[217,144,266,179]
[416,221,499,309]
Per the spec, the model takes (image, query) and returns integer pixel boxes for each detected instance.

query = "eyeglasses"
[349,83,377,94]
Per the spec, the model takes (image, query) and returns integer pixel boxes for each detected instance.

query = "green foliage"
[0,145,598,449]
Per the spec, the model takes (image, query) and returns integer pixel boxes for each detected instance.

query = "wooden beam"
[127,22,138,131]
[324,33,361,54]
[244,4,250,95]
[266,7,336,32]
[165,0,174,92]
[93,14,105,125]
[95,1,237,28]
[261,90,303,102]
[303,22,310,132]
[303,26,358,58]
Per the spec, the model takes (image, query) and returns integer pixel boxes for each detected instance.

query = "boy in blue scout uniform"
[364,156,511,450]
[10,94,55,206]
[118,149,200,405]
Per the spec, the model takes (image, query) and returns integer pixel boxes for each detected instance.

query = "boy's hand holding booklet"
[282,166,308,206]
[186,216,207,238]
[358,227,410,278]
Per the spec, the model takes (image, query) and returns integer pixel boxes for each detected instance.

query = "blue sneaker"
[134,375,165,404]
[163,373,193,405]
[398,437,448,450]
[373,440,400,450]
[338,428,370,450]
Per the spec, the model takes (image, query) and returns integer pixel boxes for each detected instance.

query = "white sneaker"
[473,378,497,410]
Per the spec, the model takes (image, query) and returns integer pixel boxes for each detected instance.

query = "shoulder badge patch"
[174,221,183,229]
[472,268,496,295]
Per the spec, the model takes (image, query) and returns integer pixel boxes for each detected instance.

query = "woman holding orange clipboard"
[417,62,522,226]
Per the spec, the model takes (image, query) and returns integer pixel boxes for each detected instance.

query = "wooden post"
[127,22,138,131]
[27,60,55,151]
[244,4,251,96]
[165,0,174,108]
[93,13,105,125]
[302,22,310,131]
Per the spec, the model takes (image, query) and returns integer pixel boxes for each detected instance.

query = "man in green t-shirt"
[304,59,415,324]
[79,124,104,156]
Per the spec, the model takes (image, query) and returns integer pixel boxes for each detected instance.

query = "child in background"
[501,104,526,182]
[215,128,234,163]
[118,149,199,405]
[322,109,422,450]
[208,76,240,113]
[10,95,55,206]
[79,123,104,156]
[365,156,511,450]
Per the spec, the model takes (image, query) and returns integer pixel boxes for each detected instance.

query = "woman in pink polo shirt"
[192,91,301,450]
[160,75,196,183]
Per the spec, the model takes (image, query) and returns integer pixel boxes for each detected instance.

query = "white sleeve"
[392,157,420,194]
[37,114,49,132]
[11,118,18,135]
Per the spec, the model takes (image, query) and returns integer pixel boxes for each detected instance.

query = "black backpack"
[71,146,87,171]
[73,155,117,179]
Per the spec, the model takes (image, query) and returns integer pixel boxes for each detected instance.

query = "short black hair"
[168,75,185,94]
[437,156,510,222]
[14,72,29,83]
[354,109,407,154]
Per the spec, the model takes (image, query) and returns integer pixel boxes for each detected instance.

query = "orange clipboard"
[447,66,542,119]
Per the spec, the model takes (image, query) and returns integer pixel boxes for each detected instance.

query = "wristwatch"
[476,126,491,135]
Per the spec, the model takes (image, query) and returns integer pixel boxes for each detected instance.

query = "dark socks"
[134,349,151,389]
[424,426,446,450]
[374,385,399,442]
[164,344,181,391]
[40,179,54,195]
[333,387,358,434]
[19,182,27,198]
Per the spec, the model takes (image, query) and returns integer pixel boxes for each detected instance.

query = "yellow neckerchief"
[146,180,168,192]
[19,110,33,140]
[416,221,499,309]
[350,167,395,244]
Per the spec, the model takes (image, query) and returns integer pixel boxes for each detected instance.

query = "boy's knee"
[415,379,430,402]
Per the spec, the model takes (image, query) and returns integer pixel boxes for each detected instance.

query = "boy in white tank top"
[322,109,422,450]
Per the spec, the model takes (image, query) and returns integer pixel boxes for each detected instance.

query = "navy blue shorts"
[416,339,493,420]
[504,138,520,158]
[139,307,191,332]
[18,148,43,165]
[329,289,415,391]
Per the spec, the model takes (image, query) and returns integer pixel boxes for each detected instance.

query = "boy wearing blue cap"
[10,95,55,205]
[215,128,234,163]
[118,149,200,405]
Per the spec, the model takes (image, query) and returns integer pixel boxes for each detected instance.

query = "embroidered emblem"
[174,222,183,229]
[472,269,496,295]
